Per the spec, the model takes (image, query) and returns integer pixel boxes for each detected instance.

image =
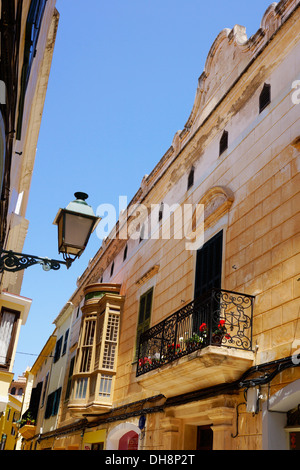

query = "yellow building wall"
[0,395,22,450]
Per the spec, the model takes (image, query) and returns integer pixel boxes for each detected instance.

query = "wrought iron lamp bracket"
[0,248,73,273]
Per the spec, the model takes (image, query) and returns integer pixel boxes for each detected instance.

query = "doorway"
[118,431,139,450]
[197,425,213,450]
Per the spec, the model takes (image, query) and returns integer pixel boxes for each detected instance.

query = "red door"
[118,431,139,450]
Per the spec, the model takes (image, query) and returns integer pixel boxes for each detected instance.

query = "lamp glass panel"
[64,212,94,250]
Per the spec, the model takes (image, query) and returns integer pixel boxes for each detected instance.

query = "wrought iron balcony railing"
[136,289,254,377]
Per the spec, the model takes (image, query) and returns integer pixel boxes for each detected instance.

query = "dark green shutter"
[135,288,153,359]
[194,230,223,299]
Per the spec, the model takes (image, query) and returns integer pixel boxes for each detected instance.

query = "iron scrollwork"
[137,288,255,377]
[0,249,69,273]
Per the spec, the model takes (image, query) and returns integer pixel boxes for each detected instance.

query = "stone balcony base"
[136,345,254,398]
[18,424,36,440]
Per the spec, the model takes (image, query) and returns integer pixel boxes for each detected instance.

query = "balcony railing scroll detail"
[136,289,254,377]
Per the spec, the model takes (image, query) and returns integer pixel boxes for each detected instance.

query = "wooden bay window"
[69,284,124,415]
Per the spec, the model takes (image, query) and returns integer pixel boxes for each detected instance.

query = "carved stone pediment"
[196,186,234,231]
[201,186,234,225]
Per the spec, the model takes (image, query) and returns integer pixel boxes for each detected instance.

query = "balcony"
[17,424,36,440]
[136,289,255,397]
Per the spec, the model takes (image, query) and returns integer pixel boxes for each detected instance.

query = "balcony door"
[194,230,223,299]
[193,231,223,336]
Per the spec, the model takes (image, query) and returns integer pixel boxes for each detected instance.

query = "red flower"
[199,323,207,332]
[218,319,225,328]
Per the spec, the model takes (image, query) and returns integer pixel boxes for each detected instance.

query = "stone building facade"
[0,0,59,432]
[22,0,300,451]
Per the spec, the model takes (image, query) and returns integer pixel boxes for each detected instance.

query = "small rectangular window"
[65,357,75,400]
[259,83,271,113]
[41,373,49,407]
[53,336,63,363]
[219,130,228,156]
[62,329,69,356]
[45,387,62,418]
[158,203,164,222]
[123,244,128,261]
[187,167,194,190]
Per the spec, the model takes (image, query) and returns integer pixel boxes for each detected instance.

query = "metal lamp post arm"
[0,248,73,273]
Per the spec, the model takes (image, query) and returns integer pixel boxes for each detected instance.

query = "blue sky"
[14,0,274,378]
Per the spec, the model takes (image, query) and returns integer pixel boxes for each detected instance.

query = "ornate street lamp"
[0,193,99,273]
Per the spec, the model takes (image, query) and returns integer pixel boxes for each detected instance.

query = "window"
[0,308,19,368]
[194,230,223,299]
[79,318,96,372]
[259,83,271,113]
[45,388,62,419]
[110,261,114,277]
[219,130,228,156]
[16,0,48,139]
[41,373,49,407]
[187,166,195,190]
[62,329,69,356]
[135,288,153,358]
[158,203,164,222]
[99,375,112,398]
[139,224,146,243]
[24,381,43,423]
[25,0,48,86]
[53,336,63,363]
[65,357,75,400]
[102,312,119,370]
[11,412,19,436]
[123,244,128,261]
[75,379,88,400]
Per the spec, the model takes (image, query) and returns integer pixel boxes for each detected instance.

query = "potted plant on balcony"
[19,412,35,428]
[185,333,199,349]
[212,319,230,345]
[199,322,208,345]
[166,342,182,359]
[138,356,153,370]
